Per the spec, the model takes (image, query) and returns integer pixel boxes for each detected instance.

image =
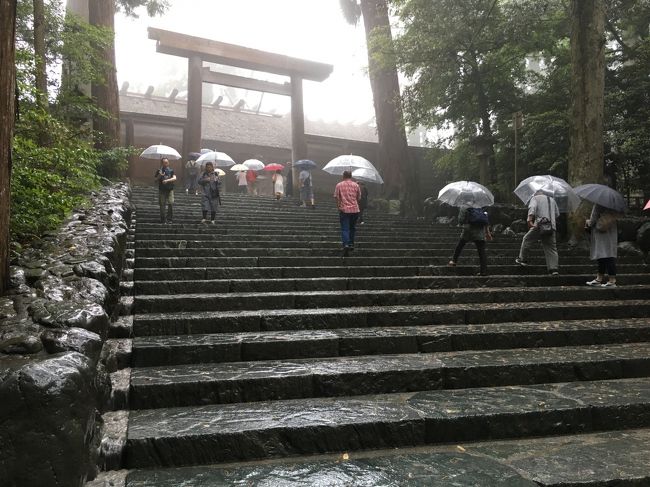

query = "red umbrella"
[264,163,285,171]
[644,199,650,210]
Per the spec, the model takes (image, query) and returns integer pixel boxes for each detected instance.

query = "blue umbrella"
[574,184,627,213]
[293,159,317,169]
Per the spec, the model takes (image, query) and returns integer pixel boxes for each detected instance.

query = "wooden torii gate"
[147,28,333,185]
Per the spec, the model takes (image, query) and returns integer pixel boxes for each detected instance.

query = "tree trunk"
[568,0,605,241]
[89,0,120,149]
[473,62,495,186]
[0,0,17,293]
[359,0,420,216]
[33,0,47,108]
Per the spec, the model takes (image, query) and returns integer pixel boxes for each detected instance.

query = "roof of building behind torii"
[120,93,379,149]
[148,27,333,82]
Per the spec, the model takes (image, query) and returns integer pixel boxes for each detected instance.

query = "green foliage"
[97,146,138,179]
[10,0,135,243]
[392,0,650,201]
[116,0,169,17]
[11,112,101,241]
[339,0,361,25]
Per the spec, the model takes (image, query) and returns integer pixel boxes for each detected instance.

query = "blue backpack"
[467,208,489,226]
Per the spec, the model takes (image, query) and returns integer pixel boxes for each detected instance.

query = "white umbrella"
[140,144,181,160]
[514,175,580,213]
[352,167,384,184]
[437,181,494,208]
[215,168,226,176]
[230,164,249,171]
[197,151,235,167]
[323,155,376,175]
[243,159,265,171]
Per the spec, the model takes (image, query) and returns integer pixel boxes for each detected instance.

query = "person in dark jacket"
[358,181,369,224]
[285,162,293,197]
[198,162,221,224]
[448,206,492,276]
[155,157,176,224]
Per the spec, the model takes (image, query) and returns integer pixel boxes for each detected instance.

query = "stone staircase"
[106,186,650,485]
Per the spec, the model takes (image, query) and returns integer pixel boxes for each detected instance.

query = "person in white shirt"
[235,171,248,194]
[516,191,560,274]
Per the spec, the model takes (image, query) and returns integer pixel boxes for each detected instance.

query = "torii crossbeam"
[148,27,333,166]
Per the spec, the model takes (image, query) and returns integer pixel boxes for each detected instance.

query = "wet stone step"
[133,247,613,259]
[133,286,650,313]
[132,274,650,295]
[131,318,650,367]
[128,343,650,409]
[134,240,570,251]
[120,428,650,487]
[134,255,631,268]
[132,263,648,281]
[131,300,650,336]
[135,233,465,242]
[124,377,650,468]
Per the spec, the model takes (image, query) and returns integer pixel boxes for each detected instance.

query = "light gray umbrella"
[197,151,235,167]
[352,167,383,184]
[243,159,265,171]
[514,175,580,213]
[437,181,494,208]
[140,144,181,160]
[323,155,376,175]
[574,184,627,213]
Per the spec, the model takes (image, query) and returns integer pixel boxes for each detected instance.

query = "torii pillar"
[148,28,332,188]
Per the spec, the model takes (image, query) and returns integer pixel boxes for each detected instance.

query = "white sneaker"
[601,282,617,288]
[201,219,207,224]
[586,279,602,286]
[210,220,216,225]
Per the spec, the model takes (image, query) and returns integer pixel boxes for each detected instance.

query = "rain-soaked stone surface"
[123,428,650,486]
[128,343,650,408]
[125,377,650,468]
[0,184,132,486]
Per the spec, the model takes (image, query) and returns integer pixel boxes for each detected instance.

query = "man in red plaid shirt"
[334,171,361,256]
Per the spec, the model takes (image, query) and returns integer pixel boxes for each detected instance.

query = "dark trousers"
[339,211,359,247]
[597,257,617,276]
[452,239,487,274]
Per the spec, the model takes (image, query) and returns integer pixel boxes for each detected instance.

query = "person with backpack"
[448,205,492,276]
[198,162,221,224]
[516,190,560,274]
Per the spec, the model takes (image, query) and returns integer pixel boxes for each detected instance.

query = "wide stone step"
[131,318,650,367]
[133,247,610,259]
[124,377,650,468]
[134,229,460,240]
[132,300,650,336]
[133,239,571,251]
[133,285,650,313]
[135,232,468,242]
[134,255,638,268]
[132,263,648,281]
[132,274,650,295]
[129,343,650,409]
[112,428,650,486]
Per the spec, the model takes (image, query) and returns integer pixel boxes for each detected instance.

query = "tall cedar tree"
[88,0,167,149]
[568,0,605,239]
[340,0,421,215]
[0,0,17,293]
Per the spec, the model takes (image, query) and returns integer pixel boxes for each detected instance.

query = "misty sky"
[114,0,376,124]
